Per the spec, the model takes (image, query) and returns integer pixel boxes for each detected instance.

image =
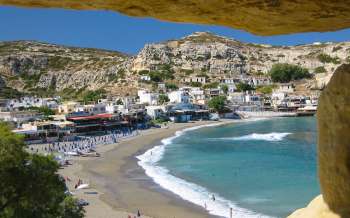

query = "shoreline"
[60,120,235,218]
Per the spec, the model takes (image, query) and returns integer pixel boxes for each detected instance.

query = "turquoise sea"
[137,117,319,218]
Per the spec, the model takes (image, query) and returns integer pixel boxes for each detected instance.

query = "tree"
[37,106,55,117]
[81,89,106,103]
[0,122,85,218]
[220,84,229,94]
[165,83,178,90]
[269,63,311,83]
[149,71,163,82]
[158,94,169,105]
[256,85,276,94]
[189,81,202,87]
[116,99,123,105]
[208,96,226,113]
[60,196,85,218]
[236,83,254,92]
[203,82,219,89]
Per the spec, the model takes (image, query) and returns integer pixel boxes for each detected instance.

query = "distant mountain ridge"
[1,32,349,98]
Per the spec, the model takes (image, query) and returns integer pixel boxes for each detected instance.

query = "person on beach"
[137,210,141,217]
[212,194,215,201]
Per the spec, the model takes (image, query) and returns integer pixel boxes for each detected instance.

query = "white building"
[58,101,80,114]
[252,77,272,86]
[138,90,159,105]
[189,87,206,104]
[145,105,167,119]
[0,111,42,126]
[183,76,207,84]
[76,103,106,115]
[227,92,245,104]
[168,90,190,104]
[140,75,151,81]
[6,97,58,110]
[275,83,294,93]
[244,94,262,106]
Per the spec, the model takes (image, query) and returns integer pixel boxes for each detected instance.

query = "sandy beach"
[59,120,233,218]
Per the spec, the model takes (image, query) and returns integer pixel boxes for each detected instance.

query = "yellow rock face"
[1,0,350,35]
[287,195,340,218]
[317,64,350,217]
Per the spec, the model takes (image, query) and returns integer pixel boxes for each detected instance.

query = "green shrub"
[203,82,219,89]
[0,87,24,98]
[208,96,226,113]
[314,66,327,74]
[317,53,340,64]
[332,46,342,52]
[81,89,106,103]
[158,94,169,104]
[165,83,178,90]
[181,69,194,75]
[149,71,163,82]
[269,63,312,83]
[256,85,277,94]
[189,81,202,87]
[236,83,255,92]
[220,84,229,94]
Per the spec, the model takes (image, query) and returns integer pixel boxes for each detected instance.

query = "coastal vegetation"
[165,82,178,90]
[81,89,106,103]
[220,84,228,94]
[269,63,312,83]
[317,53,341,64]
[203,82,219,89]
[0,122,85,218]
[236,82,255,92]
[0,86,24,99]
[208,96,226,113]
[158,94,170,104]
[256,84,277,94]
[314,66,327,74]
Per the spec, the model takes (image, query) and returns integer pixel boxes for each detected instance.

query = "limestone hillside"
[1,32,350,98]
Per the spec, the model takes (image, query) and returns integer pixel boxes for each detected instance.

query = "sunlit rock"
[1,0,350,35]
[287,195,340,218]
[317,64,350,217]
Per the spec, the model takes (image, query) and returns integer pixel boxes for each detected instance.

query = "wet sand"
[60,120,233,218]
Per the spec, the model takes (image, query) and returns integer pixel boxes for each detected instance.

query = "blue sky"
[1,6,350,54]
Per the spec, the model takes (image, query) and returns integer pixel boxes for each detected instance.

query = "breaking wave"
[226,132,291,142]
[136,121,273,218]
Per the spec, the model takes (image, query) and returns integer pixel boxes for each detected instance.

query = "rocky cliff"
[133,32,349,89]
[0,41,137,97]
[1,32,350,98]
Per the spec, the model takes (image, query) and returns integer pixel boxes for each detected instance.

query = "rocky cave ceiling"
[1,0,350,35]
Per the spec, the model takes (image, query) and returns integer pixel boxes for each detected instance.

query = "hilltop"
[1,32,350,98]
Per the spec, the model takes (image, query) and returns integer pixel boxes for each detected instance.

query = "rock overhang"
[1,0,350,35]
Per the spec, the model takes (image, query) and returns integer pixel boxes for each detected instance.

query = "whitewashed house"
[138,90,159,105]
[183,76,207,84]
[145,105,167,119]
[76,103,106,115]
[140,75,151,81]
[168,90,190,104]
[58,101,80,114]
[189,88,206,104]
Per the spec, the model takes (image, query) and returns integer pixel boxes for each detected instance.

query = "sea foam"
[228,132,291,142]
[137,121,273,218]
